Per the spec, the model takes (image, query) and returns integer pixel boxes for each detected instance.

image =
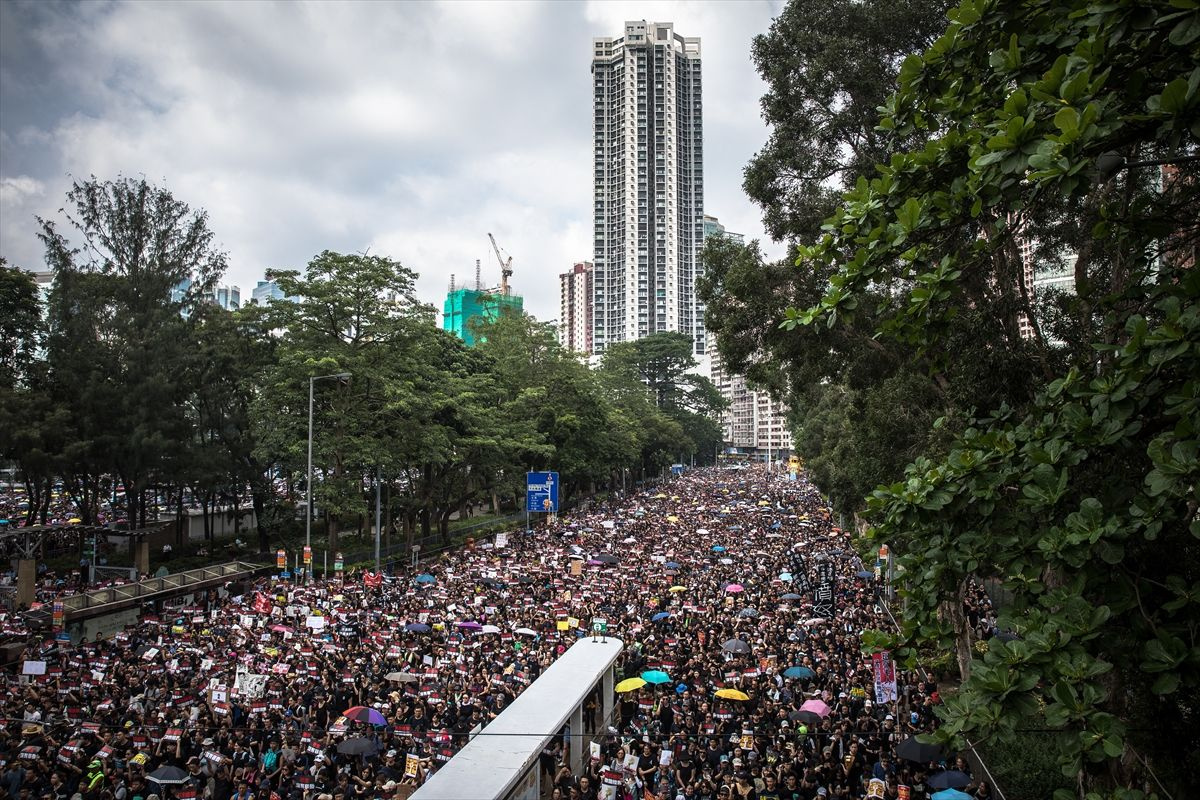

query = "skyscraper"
[591,21,704,356]
[559,262,594,355]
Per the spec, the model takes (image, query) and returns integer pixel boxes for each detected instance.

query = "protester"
[1,468,993,800]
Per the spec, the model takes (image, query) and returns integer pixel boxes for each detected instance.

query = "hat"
[386,750,398,758]
[817,790,827,797]
[202,738,215,746]
[382,781,397,791]
[884,714,894,720]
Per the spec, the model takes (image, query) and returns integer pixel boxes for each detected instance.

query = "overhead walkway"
[21,560,267,628]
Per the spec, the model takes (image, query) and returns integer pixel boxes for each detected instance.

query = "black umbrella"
[722,638,751,654]
[337,737,379,756]
[896,735,944,763]
[148,766,189,786]
[595,554,620,565]
[781,593,803,600]
[789,710,822,725]
[480,578,506,590]
[928,770,972,790]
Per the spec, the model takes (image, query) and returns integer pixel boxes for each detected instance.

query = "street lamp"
[307,372,351,581]
[1097,150,1200,181]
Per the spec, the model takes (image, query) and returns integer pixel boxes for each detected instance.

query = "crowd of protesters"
[0,468,995,800]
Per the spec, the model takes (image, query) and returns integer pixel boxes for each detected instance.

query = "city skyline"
[0,0,786,324]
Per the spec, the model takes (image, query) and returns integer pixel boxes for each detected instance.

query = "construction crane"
[487,232,513,296]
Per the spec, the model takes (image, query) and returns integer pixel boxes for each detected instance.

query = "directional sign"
[526,471,559,513]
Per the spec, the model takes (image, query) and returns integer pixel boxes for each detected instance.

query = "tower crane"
[487,232,513,296]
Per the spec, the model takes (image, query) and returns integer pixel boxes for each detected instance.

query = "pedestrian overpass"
[412,637,623,800]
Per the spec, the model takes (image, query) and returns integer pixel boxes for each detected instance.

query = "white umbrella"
[480,624,501,634]
[514,627,538,636]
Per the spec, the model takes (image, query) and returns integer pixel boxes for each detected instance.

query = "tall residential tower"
[591,21,704,356]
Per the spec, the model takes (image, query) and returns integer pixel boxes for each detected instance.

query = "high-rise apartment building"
[559,262,594,355]
[591,21,705,356]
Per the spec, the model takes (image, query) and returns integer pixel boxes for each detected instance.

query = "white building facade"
[591,21,705,356]
[558,262,594,355]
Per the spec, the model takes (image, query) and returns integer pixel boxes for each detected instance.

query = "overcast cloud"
[0,0,784,321]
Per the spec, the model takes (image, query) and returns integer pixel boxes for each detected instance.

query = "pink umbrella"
[725,583,745,593]
[800,699,831,717]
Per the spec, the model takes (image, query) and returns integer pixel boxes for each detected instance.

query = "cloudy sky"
[1,0,784,321]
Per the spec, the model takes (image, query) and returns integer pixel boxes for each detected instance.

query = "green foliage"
[783,0,1200,794]
[598,332,725,465]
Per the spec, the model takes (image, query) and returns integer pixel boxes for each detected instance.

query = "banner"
[871,650,898,704]
[303,545,312,566]
[813,560,835,618]
[276,549,286,569]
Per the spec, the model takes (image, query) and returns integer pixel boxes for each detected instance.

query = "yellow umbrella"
[616,677,647,693]
[715,688,750,701]
[668,586,687,593]
[653,493,668,499]
[667,515,679,523]
[68,518,82,524]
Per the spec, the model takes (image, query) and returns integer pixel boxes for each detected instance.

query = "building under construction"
[442,239,524,347]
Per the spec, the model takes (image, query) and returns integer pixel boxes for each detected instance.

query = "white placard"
[21,660,47,676]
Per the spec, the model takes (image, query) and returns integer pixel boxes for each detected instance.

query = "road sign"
[671,464,684,476]
[526,471,559,513]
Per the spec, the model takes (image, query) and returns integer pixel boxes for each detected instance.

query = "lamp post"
[307,372,351,582]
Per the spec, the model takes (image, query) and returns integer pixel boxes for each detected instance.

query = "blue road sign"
[526,471,559,513]
[671,464,684,476]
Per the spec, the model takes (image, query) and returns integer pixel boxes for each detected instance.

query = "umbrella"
[148,766,189,785]
[665,561,680,570]
[651,611,672,622]
[595,553,620,564]
[415,574,436,584]
[800,699,831,717]
[928,771,972,790]
[715,688,749,701]
[337,737,378,756]
[480,578,506,589]
[615,677,646,693]
[405,623,431,633]
[719,557,734,565]
[456,621,483,631]
[712,545,726,552]
[789,710,822,725]
[896,735,944,763]
[783,666,814,679]
[68,518,82,524]
[641,670,671,685]
[725,583,745,593]
[480,624,501,634]
[781,593,803,600]
[514,627,537,636]
[931,791,973,800]
[668,586,687,593]
[343,706,387,726]
[722,639,751,654]
[384,672,419,683]
[737,607,759,618]
[856,570,875,579]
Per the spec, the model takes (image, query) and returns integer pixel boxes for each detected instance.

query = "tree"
[599,332,726,465]
[258,251,432,551]
[39,176,227,528]
[794,0,1200,795]
[745,0,952,241]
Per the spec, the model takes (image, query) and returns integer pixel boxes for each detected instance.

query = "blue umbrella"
[783,666,815,679]
[712,545,726,552]
[641,670,671,685]
[928,771,972,790]
[931,790,972,800]
[771,521,782,529]
[651,611,672,622]
[415,574,436,584]
[405,623,431,633]
[665,561,680,570]
[779,572,793,582]
[728,525,743,531]
[675,683,687,694]
[856,570,875,579]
